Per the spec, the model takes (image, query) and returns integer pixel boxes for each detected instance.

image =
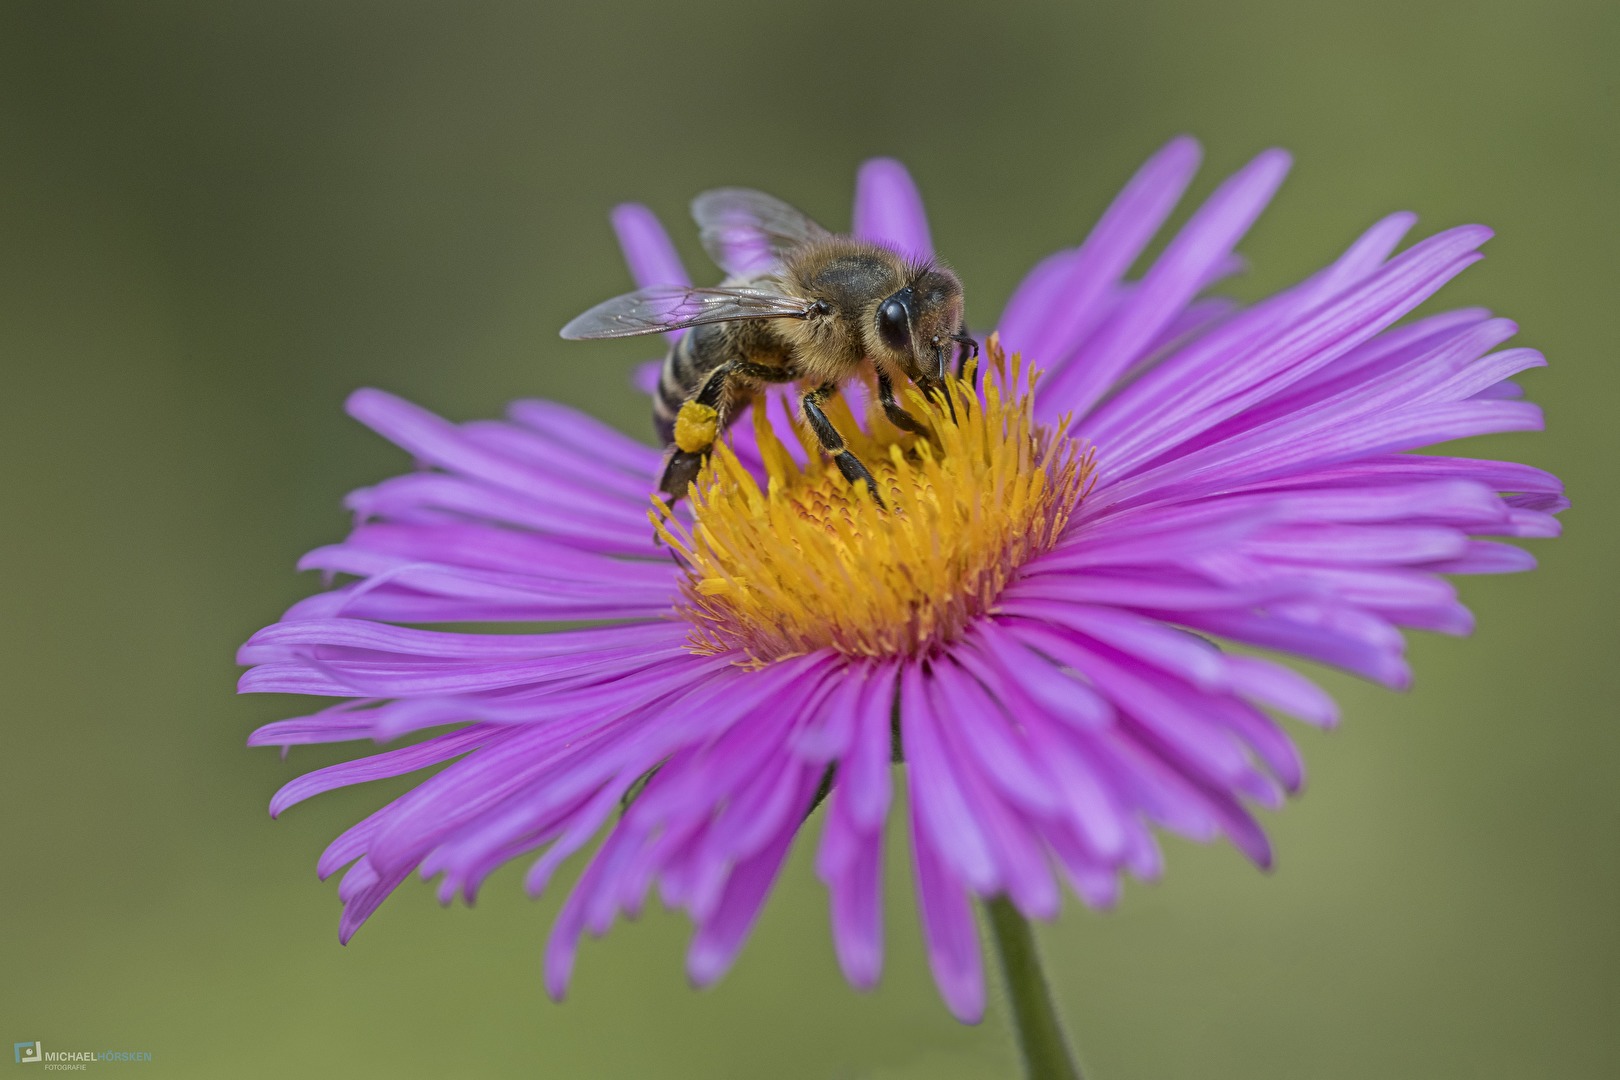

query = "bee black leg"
[657,361,799,503]
[658,361,739,502]
[803,382,883,506]
[918,371,958,424]
[875,371,927,435]
[658,450,708,502]
[952,327,980,382]
[730,360,798,383]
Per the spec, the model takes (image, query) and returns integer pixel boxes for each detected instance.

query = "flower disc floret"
[655,341,1093,662]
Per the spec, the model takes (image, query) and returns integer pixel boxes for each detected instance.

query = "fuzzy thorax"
[653,337,1093,662]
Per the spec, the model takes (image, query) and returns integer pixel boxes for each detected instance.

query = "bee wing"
[691,188,832,277]
[559,284,818,340]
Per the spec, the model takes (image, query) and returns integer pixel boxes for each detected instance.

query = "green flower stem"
[985,896,1084,1080]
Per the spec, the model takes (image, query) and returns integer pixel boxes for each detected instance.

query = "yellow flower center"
[652,336,1093,663]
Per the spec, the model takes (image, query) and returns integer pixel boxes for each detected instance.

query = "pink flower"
[241,139,1564,1022]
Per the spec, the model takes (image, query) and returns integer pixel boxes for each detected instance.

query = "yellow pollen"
[673,401,720,454]
[652,336,1095,663]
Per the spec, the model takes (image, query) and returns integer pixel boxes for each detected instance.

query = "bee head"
[870,264,966,388]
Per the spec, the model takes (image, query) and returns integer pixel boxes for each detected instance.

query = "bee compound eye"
[876,297,910,351]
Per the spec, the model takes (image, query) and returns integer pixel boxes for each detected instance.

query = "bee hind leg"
[658,360,798,504]
[657,360,744,503]
[658,449,709,504]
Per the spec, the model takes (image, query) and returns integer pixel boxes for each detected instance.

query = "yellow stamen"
[673,401,720,454]
[652,335,1094,663]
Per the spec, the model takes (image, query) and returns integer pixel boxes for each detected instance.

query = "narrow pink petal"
[462,421,654,502]
[1045,148,1291,417]
[1028,603,1230,691]
[523,784,634,900]
[337,859,414,944]
[816,791,885,990]
[243,616,681,662]
[611,203,690,288]
[900,666,999,892]
[1179,608,1410,688]
[957,626,1113,732]
[931,693,1061,918]
[248,699,390,747]
[909,796,987,1023]
[1223,655,1340,727]
[841,663,899,831]
[269,727,494,817]
[347,389,654,524]
[1085,226,1494,471]
[926,660,1065,815]
[999,136,1203,361]
[1012,623,1257,788]
[791,675,864,762]
[1424,540,1537,574]
[506,397,662,477]
[852,158,933,259]
[1101,400,1542,514]
[341,475,655,558]
[686,782,810,986]
[1241,524,1469,566]
[544,833,617,999]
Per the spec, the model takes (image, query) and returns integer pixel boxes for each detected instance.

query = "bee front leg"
[952,326,980,381]
[875,371,927,435]
[803,382,884,507]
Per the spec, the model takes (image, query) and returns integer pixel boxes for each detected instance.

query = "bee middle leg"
[803,381,883,506]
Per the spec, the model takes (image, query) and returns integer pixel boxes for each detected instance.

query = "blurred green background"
[2,1,1615,1077]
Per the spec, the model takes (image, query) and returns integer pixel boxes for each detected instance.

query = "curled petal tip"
[1157,134,1204,166]
[343,386,394,420]
[685,958,720,989]
[543,949,575,1002]
[843,963,881,993]
[946,994,986,1026]
[1256,146,1294,172]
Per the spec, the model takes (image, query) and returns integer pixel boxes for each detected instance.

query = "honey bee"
[560,187,976,504]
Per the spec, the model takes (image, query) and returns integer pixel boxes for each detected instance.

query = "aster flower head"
[241,137,1564,1023]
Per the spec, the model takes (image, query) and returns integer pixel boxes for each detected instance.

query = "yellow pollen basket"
[652,336,1094,663]
[673,401,720,454]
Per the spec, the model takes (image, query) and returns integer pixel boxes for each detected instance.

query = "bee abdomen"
[653,364,684,444]
[653,327,723,444]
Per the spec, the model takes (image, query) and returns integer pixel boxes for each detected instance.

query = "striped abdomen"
[652,326,720,444]
[652,319,791,445]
